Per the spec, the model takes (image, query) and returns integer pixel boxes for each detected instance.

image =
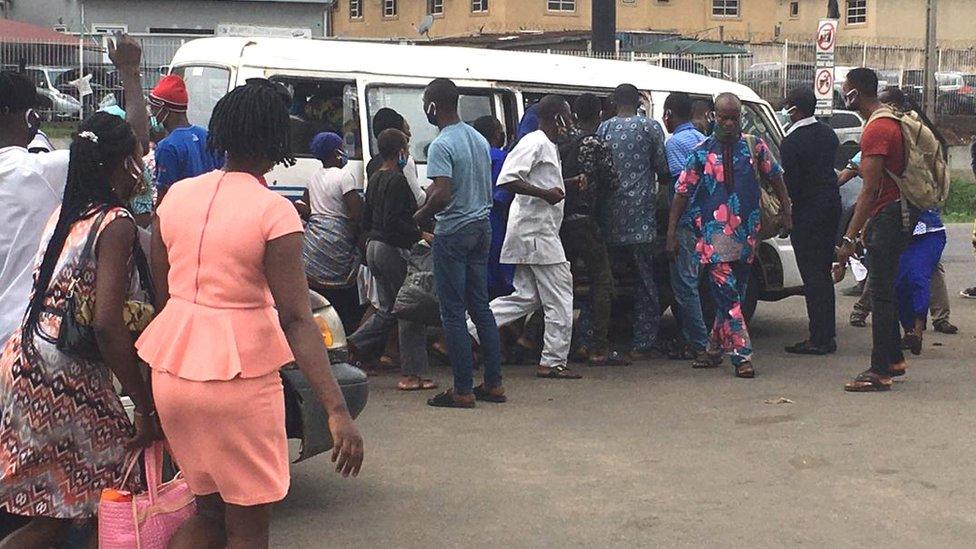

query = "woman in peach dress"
[137,79,364,548]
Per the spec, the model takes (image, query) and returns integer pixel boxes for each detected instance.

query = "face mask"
[780,106,797,118]
[397,153,408,170]
[25,108,39,139]
[713,121,741,143]
[844,89,859,109]
[150,107,168,134]
[425,102,438,126]
[336,151,349,169]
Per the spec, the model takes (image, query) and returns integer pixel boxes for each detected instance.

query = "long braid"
[208,78,295,167]
[21,112,135,356]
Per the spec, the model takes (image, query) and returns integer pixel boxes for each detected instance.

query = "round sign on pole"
[815,68,834,97]
[816,20,837,53]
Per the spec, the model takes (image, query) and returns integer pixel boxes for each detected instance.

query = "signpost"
[815,18,838,117]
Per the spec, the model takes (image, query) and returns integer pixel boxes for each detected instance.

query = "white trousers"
[468,262,573,367]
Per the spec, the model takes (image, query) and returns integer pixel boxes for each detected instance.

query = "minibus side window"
[741,102,782,163]
[366,85,495,163]
[170,65,231,130]
[271,76,363,160]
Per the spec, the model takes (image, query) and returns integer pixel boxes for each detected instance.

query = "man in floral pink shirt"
[666,93,792,378]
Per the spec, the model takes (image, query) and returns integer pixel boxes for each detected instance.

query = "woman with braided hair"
[0,111,159,547]
[136,78,364,548]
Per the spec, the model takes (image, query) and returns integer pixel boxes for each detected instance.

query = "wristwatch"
[842,235,858,247]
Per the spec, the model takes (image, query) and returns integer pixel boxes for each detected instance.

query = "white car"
[23,66,82,120]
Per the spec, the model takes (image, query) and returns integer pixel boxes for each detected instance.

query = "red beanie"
[149,75,188,112]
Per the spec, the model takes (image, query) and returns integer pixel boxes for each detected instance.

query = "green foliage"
[943,180,976,223]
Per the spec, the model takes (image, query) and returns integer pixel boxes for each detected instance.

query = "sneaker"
[933,319,958,335]
[960,287,976,299]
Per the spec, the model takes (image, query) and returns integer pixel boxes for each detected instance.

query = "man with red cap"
[149,74,221,203]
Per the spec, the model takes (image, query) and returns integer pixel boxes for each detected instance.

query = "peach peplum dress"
[137,170,303,506]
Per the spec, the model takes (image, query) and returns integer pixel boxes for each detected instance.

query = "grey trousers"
[854,261,950,323]
[348,240,429,377]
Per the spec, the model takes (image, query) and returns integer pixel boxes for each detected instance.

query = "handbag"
[98,442,196,549]
[55,211,156,361]
[743,134,786,241]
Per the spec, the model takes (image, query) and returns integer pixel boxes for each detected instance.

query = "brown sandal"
[692,351,723,369]
[844,371,892,392]
[734,361,755,378]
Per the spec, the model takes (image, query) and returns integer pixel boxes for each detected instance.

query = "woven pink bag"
[99,442,197,549]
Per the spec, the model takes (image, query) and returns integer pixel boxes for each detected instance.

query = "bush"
[944,180,976,223]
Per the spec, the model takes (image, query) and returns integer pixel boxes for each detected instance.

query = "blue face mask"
[149,107,168,134]
[397,154,408,170]
[337,152,349,169]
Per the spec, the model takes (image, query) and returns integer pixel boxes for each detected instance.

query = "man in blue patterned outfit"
[597,84,671,360]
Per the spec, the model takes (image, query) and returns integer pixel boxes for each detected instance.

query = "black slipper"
[427,391,475,409]
[473,384,507,403]
[588,351,631,367]
[537,365,582,379]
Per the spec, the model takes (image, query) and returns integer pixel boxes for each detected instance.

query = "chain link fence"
[0,34,186,122]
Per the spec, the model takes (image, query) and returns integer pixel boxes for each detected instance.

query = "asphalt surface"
[273,224,976,548]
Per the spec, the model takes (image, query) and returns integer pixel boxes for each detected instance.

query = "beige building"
[333,0,974,47]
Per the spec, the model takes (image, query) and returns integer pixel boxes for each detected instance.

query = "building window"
[846,0,867,24]
[428,0,444,15]
[472,0,488,12]
[547,0,576,12]
[789,1,799,17]
[349,0,362,19]
[711,0,739,17]
[383,0,398,18]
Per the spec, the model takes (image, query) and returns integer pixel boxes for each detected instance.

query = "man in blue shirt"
[149,74,221,204]
[414,78,504,409]
[663,92,708,361]
[598,84,671,360]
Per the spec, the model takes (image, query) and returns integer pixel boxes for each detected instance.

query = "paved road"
[274,224,976,548]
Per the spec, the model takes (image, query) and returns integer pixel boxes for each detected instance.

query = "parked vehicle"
[119,289,365,461]
[168,37,804,324]
[823,110,864,169]
[22,65,81,120]
[902,70,976,114]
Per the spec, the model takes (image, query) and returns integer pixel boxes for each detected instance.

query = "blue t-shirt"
[155,125,222,191]
[426,122,493,236]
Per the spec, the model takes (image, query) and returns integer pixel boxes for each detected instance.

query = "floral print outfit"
[676,134,783,365]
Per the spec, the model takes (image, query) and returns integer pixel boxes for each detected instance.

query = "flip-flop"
[536,365,582,379]
[844,371,892,392]
[473,384,507,403]
[427,390,475,409]
[588,351,631,367]
[397,377,439,391]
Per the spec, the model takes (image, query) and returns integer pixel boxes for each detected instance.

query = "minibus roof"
[170,37,764,102]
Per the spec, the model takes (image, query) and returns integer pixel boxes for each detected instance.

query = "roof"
[170,37,762,102]
[634,39,748,56]
[0,19,78,46]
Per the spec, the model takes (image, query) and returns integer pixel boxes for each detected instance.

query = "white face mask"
[844,89,860,109]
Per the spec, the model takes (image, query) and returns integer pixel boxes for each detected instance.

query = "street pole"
[923,0,938,119]
[591,0,616,54]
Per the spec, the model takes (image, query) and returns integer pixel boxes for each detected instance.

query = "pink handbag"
[99,442,197,549]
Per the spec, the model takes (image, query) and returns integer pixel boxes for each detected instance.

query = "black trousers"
[864,201,911,375]
[791,193,841,346]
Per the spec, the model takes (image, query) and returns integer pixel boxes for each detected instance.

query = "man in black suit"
[780,87,841,355]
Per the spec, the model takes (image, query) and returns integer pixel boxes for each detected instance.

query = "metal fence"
[0,34,186,121]
[522,43,976,119]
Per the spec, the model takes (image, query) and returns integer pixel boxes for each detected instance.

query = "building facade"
[333,0,973,47]
[3,0,335,38]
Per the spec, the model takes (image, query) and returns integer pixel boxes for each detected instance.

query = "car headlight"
[313,314,334,348]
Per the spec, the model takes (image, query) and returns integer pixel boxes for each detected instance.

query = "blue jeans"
[669,226,708,350]
[432,220,503,395]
